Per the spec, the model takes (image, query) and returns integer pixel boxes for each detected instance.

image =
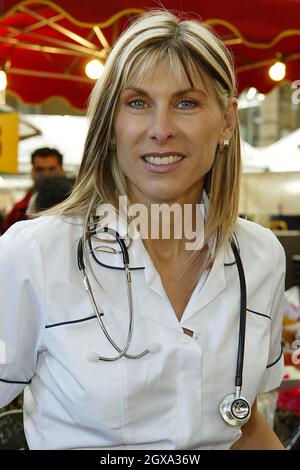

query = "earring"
[219,139,230,152]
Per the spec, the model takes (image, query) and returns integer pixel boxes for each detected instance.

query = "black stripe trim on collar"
[224,261,236,266]
[45,314,99,329]
[266,344,283,369]
[246,308,271,320]
[0,377,31,385]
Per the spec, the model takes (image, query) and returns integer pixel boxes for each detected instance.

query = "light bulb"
[0,71,7,91]
[85,59,104,79]
[268,61,286,82]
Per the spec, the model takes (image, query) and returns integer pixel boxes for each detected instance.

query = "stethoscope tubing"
[77,234,149,360]
[78,224,250,424]
[88,235,145,271]
[78,228,247,388]
[231,242,247,389]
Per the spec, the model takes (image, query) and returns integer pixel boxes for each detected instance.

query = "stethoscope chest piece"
[220,393,251,426]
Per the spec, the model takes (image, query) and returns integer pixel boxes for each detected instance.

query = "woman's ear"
[219,98,238,146]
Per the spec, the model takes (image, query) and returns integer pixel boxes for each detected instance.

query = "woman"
[0,10,285,450]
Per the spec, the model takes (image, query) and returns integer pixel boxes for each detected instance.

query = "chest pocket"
[242,309,271,403]
[43,309,125,435]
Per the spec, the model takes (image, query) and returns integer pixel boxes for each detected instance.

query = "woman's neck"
[143,204,204,260]
[126,185,206,261]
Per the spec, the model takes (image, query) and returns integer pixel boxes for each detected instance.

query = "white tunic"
[0,213,285,449]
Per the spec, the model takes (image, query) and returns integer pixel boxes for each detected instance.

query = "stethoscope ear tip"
[87,351,100,362]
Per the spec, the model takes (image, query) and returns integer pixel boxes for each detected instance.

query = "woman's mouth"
[141,154,185,172]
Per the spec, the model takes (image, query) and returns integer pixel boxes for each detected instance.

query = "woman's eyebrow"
[122,87,150,97]
[122,86,208,98]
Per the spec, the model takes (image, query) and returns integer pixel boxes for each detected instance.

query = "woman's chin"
[138,192,182,205]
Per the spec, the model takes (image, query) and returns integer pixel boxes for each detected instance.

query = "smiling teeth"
[144,155,183,165]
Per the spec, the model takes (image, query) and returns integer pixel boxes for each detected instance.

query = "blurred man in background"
[27,176,74,215]
[0,147,64,234]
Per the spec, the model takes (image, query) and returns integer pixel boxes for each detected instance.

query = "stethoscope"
[77,224,251,427]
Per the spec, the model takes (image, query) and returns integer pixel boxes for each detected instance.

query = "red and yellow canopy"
[1,0,299,109]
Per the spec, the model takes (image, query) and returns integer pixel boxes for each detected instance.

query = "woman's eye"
[127,99,147,109]
[177,99,197,110]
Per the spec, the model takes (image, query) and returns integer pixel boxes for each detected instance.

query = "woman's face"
[113,61,236,206]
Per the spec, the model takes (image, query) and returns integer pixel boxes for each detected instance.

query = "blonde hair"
[48,9,241,262]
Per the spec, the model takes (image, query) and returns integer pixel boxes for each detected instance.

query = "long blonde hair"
[48,9,241,260]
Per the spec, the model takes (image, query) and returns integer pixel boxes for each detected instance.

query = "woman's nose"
[148,109,176,144]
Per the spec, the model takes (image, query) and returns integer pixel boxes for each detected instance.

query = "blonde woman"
[0,10,285,450]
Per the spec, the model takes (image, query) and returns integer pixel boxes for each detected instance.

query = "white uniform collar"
[93,189,233,266]
[90,192,231,324]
